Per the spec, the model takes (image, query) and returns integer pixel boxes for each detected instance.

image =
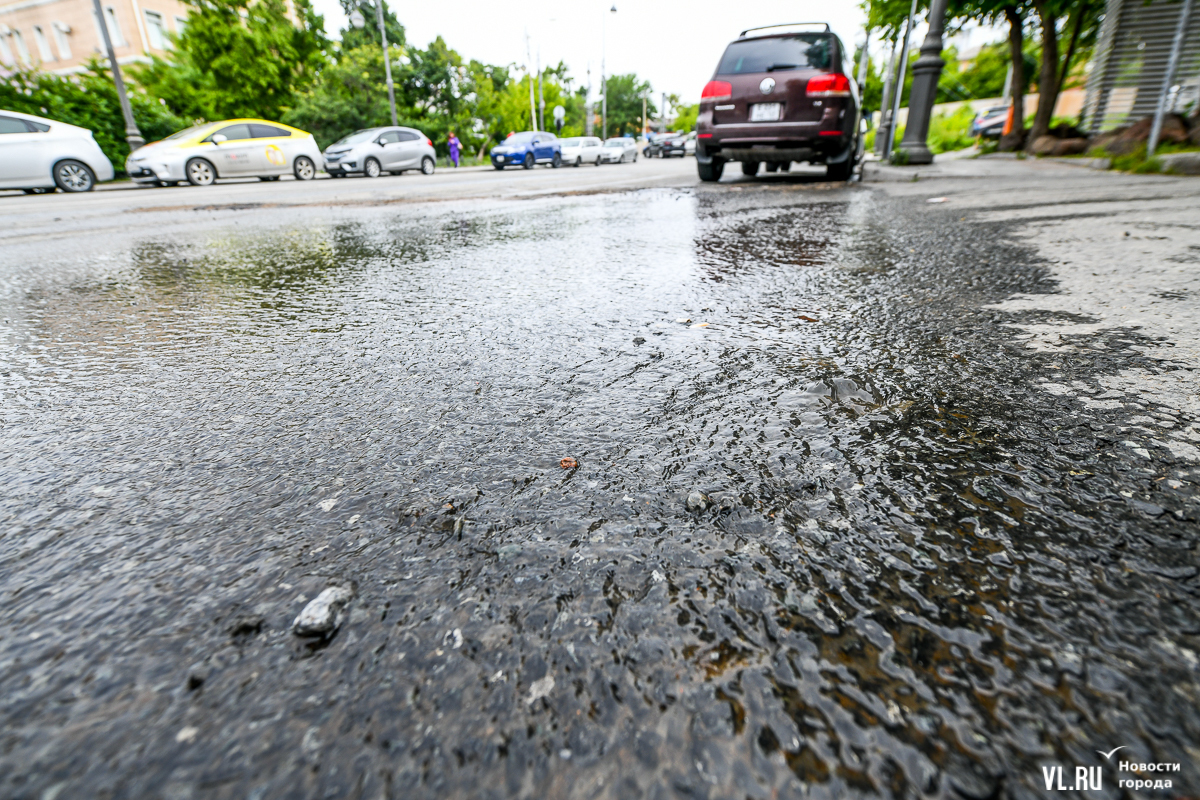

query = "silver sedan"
[601,138,639,163]
[322,127,438,178]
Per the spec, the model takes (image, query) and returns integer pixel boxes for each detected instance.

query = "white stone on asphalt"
[292,586,354,636]
[527,675,554,705]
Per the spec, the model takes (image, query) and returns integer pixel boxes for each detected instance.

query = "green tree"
[283,45,393,147]
[603,73,653,136]
[0,60,187,169]
[674,103,698,133]
[134,0,330,122]
[338,0,405,52]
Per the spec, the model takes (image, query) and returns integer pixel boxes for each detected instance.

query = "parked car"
[646,131,688,158]
[971,105,1010,139]
[684,132,697,155]
[601,138,639,163]
[0,109,114,194]
[491,131,562,169]
[558,136,605,166]
[695,23,863,182]
[126,119,321,186]
[323,127,437,177]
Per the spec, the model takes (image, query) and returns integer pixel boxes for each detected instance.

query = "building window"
[52,22,72,60]
[0,33,13,67]
[33,25,55,61]
[11,29,31,64]
[144,10,166,49]
[174,16,187,37]
[103,6,125,46]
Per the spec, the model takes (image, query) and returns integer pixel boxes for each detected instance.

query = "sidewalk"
[863,149,1115,182]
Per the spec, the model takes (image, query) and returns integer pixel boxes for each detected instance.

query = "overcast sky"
[308,0,1005,107]
[309,0,867,105]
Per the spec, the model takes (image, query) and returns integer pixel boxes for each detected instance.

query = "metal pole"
[586,63,593,136]
[1001,61,1013,103]
[642,94,646,135]
[898,0,949,164]
[885,0,918,160]
[661,91,666,132]
[856,29,870,97]
[537,47,545,131]
[875,36,899,155]
[1148,0,1193,155]
[375,0,397,126]
[601,12,607,139]
[525,30,536,130]
[91,0,143,150]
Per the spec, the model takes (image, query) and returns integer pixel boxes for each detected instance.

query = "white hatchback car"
[559,136,605,167]
[601,138,639,163]
[0,110,114,194]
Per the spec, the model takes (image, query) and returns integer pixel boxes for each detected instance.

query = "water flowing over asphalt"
[1,181,1198,799]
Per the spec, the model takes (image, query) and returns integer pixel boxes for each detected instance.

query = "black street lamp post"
[898,0,949,164]
[91,0,143,150]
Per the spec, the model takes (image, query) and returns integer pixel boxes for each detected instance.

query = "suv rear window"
[716,34,832,74]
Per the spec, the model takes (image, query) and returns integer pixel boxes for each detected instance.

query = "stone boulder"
[1159,152,1200,175]
[1094,114,1190,154]
[1032,136,1090,156]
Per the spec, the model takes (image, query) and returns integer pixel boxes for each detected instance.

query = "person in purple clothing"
[448,132,461,168]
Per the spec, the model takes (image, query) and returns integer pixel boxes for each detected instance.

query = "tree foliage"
[603,73,654,136]
[133,0,329,122]
[19,2,658,165]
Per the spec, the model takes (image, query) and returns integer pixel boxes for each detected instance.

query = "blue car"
[491,131,562,170]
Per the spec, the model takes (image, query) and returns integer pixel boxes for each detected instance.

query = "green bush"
[0,60,189,173]
[927,106,976,154]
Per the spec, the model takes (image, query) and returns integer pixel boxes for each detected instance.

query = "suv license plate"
[750,103,782,122]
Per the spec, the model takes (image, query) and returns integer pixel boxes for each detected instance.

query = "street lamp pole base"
[899,144,934,165]
[897,0,948,167]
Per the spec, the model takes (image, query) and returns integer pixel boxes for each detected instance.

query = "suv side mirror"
[211,134,227,144]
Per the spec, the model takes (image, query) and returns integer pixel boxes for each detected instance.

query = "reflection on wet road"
[1,182,1198,799]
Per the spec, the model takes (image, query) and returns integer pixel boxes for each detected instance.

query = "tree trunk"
[1000,5,1026,151]
[1028,0,1060,146]
[1056,0,1087,99]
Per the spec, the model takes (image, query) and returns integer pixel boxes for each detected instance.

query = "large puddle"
[1,186,1196,799]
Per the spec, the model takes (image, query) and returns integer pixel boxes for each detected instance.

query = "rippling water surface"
[1,185,1197,799]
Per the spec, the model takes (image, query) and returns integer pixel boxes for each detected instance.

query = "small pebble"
[686,490,708,511]
[292,586,354,636]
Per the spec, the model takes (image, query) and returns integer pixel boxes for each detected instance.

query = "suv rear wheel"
[826,158,853,181]
[697,159,724,182]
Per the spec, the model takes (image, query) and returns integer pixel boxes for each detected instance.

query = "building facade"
[0,0,189,74]
[1083,0,1200,132]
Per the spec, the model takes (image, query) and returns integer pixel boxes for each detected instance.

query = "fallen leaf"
[560,457,578,469]
[798,315,819,322]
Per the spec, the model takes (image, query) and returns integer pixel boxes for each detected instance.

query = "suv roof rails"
[738,22,831,37]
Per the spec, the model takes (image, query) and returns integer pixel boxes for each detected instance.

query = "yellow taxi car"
[125,118,322,187]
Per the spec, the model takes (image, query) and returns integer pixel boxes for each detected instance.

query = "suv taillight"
[701,80,733,101]
[806,73,852,97]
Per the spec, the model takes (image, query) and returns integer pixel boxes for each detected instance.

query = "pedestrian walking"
[448,132,462,168]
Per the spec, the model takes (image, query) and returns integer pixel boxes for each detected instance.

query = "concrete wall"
[873,88,1087,128]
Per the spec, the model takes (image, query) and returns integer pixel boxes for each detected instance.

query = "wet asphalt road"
[2,157,1199,800]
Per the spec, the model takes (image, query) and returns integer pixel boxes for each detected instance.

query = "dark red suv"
[695,24,863,182]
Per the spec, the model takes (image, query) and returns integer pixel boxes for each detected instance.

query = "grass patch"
[1087,142,1200,173]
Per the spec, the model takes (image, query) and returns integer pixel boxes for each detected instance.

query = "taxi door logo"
[265,145,286,166]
